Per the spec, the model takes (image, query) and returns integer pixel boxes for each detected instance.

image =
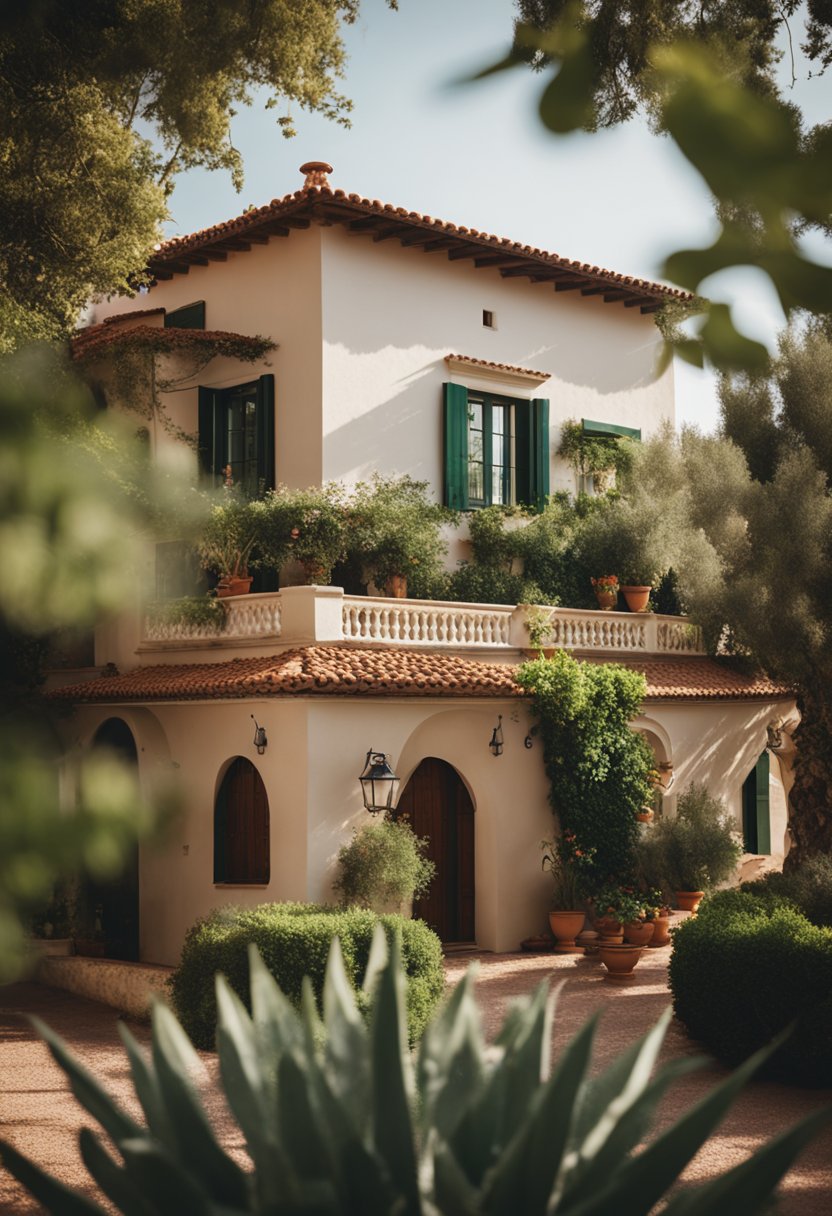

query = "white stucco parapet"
[139,586,705,658]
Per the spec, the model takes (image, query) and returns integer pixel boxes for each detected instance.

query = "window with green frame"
[443,383,549,510]
[198,375,275,497]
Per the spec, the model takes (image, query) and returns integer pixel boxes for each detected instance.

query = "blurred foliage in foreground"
[2,928,830,1214]
[476,2,832,372]
[0,347,194,980]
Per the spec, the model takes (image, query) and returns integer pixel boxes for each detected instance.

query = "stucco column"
[278,585,345,644]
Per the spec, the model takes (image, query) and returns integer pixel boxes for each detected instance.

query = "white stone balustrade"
[144,592,283,644]
[140,587,705,656]
[342,596,513,647]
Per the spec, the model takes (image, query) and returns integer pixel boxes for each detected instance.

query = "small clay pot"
[675,891,705,914]
[549,910,586,954]
[598,943,644,984]
[216,575,253,598]
[595,917,624,944]
[620,585,652,613]
[385,574,408,598]
[594,588,618,611]
[623,920,655,947]
[649,914,671,947]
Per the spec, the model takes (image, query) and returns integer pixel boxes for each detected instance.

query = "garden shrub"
[334,817,435,909]
[669,887,832,1085]
[743,852,832,928]
[170,902,444,1049]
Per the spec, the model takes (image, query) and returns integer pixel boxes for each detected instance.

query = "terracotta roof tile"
[47,647,791,705]
[70,324,270,362]
[146,176,691,309]
[445,353,550,379]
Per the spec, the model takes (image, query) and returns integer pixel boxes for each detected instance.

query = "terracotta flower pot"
[649,914,671,947]
[548,910,586,954]
[385,574,408,598]
[636,808,654,823]
[675,890,705,914]
[598,943,644,984]
[595,917,624,944]
[623,920,655,947]
[216,575,253,598]
[620,585,652,613]
[594,588,618,611]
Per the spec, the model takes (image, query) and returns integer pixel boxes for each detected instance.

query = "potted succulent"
[541,838,586,952]
[345,474,451,599]
[334,817,435,916]
[197,494,260,596]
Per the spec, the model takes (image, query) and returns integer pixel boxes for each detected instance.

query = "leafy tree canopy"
[0,0,394,346]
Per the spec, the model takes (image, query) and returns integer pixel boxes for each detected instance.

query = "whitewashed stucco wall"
[320,224,675,498]
[64,688,794,967]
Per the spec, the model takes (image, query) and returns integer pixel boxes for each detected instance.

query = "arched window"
[214,758,270,884]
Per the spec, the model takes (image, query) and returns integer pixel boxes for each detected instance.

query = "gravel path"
[1,941,831,1214]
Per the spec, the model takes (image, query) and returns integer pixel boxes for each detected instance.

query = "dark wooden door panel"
[217,758,270,884]
[400,757,475,943]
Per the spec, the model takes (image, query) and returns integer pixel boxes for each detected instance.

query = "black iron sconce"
[359,749,401,814]
[251,715,268,755]
[489,715,504,757]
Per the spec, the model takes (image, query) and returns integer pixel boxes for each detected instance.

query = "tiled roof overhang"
[147,186,691,315]
[47,647,792,705]
[71,323,269,362]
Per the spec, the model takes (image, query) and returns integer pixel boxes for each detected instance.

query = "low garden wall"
[36,956,172,1020]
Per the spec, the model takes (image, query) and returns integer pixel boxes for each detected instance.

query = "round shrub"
[169,902,444,1050]
[743,853,832,928]
[334,818,435,910]
[669,887,832,1085]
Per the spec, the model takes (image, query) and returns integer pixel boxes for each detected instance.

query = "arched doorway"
[397,757,474,944]
[214,757,270,884]
[86,718,140,960]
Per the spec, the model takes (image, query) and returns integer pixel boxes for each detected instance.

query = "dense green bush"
[743,852,832,928]
[642,783,742,898]
[669,887,832,1085]
[170,902,444,1049]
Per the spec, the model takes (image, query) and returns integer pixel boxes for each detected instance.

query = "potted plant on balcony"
[334,817,435,916]
[346,475,451,599]
[259,484,346,585]
[197,494,260,596]
[590,574,619,610]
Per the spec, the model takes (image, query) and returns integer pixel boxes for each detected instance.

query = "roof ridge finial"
[299,160,333,189]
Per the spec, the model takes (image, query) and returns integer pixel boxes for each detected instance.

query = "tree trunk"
[785,680,832,870]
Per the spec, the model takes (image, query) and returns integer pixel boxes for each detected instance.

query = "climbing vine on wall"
[516,649,653,889]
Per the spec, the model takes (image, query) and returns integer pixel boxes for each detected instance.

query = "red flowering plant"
[590,575,619,593]
[541,833,595,911]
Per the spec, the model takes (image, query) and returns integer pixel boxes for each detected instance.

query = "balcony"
[140,586,705,659]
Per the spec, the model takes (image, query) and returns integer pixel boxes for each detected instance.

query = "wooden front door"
[88,718,140,960]
[397,758,474,943]
[214,758,270,884]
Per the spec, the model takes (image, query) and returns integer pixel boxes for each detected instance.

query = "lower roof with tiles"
[47,646,792,704]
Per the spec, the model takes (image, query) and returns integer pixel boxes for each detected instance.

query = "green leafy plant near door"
[3,928,829,1214]
[517,649,654,895]
[335,817,436,913]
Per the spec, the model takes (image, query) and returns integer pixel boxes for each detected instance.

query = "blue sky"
[165,0,829,433]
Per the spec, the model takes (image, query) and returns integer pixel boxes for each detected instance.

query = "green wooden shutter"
[165,301,205,330]
[256,374,275,490]
[531,398,550,511]
[197,386,221,477]
[443,383,469,509]
[742,751,771,853]
[755,751,771,854]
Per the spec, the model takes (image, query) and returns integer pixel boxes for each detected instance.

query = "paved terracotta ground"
[1,942,831,1214]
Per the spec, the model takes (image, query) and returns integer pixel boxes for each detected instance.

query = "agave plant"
[2,928,829,1214]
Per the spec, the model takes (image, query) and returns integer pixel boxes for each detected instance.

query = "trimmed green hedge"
[170,902,445,1049]
[669,887,832,1085]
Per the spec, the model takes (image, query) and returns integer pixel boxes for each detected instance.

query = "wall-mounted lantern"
[251,715,268,755]
[359,749,401,814]
[489,715,504,757]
